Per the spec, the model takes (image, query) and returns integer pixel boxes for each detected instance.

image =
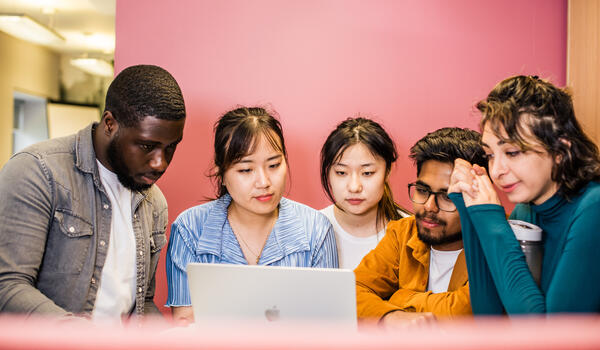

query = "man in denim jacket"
[0,65,186,320]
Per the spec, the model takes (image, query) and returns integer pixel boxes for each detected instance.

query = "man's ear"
[101,111,119,137]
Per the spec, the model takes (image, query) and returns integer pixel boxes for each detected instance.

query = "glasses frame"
[407,182,457,212]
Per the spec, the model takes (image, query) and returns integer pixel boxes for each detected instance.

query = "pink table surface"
[0,315,599,350]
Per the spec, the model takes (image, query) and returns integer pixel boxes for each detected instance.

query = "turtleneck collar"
[530,191,567,219]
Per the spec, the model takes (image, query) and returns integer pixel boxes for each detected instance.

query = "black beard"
[106,136,152,192]
[415,211,462,246]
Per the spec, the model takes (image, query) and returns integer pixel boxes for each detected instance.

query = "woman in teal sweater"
[448,75,600,314]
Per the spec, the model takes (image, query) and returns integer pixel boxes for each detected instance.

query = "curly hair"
[477,75,600,199]
[105,65,186,127]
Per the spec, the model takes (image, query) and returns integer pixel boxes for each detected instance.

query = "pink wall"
[115,0,566,315]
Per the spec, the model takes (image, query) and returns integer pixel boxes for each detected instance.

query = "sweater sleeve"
[448,193,504,315]
[466,204,545,313]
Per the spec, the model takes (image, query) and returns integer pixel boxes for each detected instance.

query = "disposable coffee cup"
[508,220,543,286]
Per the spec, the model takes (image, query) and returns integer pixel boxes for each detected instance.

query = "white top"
[321,204,410,270]
[427,247,462,293]
[92,161,137,323]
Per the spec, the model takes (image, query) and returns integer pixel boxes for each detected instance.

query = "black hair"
[211,106,287,198]
[104,64,186,127]
[320,117,407,229]
[409,127,486,173]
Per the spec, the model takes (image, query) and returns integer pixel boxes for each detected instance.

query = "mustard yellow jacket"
[355,216,471,320]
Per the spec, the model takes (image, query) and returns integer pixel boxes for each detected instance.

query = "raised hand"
[468,164,501,206]
[449,158,478,198]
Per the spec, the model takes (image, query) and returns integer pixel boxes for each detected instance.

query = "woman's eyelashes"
[482,148,522,160]
[236,162,281,173]
[332,168,376,177]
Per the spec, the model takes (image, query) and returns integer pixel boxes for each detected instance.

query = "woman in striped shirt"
[166,106,339,324]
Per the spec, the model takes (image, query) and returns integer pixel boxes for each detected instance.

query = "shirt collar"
[197,195,310,264]
[74,122,98,175]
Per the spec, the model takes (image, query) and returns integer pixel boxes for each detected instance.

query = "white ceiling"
[0,0,115,59]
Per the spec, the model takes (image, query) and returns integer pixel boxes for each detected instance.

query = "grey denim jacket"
[0,123,168,317]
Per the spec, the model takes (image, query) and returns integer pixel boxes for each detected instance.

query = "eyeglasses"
[407,183,457,212]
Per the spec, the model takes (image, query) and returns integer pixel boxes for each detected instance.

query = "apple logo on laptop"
[264,305,280,322]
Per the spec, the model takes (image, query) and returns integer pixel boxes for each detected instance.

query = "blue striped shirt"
[165,194,339,306]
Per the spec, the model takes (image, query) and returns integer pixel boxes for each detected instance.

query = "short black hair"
[104,64,186,127]
[409,127,486,175]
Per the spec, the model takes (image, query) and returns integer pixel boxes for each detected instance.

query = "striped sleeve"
[165,221,196,307]
[311,216,339,268]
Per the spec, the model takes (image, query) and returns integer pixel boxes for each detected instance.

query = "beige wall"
[47,103,99,139]
[0,31,60,167]
[567,0,600,145]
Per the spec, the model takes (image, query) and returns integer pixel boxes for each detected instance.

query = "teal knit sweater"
[449,182,600,314]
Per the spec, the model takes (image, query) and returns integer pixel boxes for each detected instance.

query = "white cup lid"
[508,219,542,241]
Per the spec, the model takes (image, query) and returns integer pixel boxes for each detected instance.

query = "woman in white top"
[320,117,411,269]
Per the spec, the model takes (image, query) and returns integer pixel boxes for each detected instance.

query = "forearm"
[0,154,67,315]
[356,283,402,319]
[387,284,471,317]
[0,280,69,315]
[466,204,544,314]
[449,193,505,314]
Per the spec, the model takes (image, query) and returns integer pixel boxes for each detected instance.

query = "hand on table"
[379,310,435,330]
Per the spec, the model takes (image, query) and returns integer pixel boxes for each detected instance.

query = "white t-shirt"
[320,205,410,270]
[427,247,462,293]
[92,161,137,322]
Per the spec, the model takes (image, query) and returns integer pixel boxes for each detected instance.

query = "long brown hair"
[477,75,600,199]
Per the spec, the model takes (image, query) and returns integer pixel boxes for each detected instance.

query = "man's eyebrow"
[168,137,183,146]
[415,180,448,193]
[136,139,160,145]
[415,180,431,189]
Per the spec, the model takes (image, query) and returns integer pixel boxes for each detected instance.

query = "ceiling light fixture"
[70,57,114,77]
[0,13,64,46]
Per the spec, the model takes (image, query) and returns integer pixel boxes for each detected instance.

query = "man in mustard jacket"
[355,127,486,326]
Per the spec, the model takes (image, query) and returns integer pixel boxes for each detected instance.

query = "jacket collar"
[74,122,99,176]
[197,194,310,264]
[406,221,430,267]
[74,122,150,205]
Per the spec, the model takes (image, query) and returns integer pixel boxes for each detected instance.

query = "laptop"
[186,263,357,328]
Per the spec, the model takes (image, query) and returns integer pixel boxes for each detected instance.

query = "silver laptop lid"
[187,263,356,328]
